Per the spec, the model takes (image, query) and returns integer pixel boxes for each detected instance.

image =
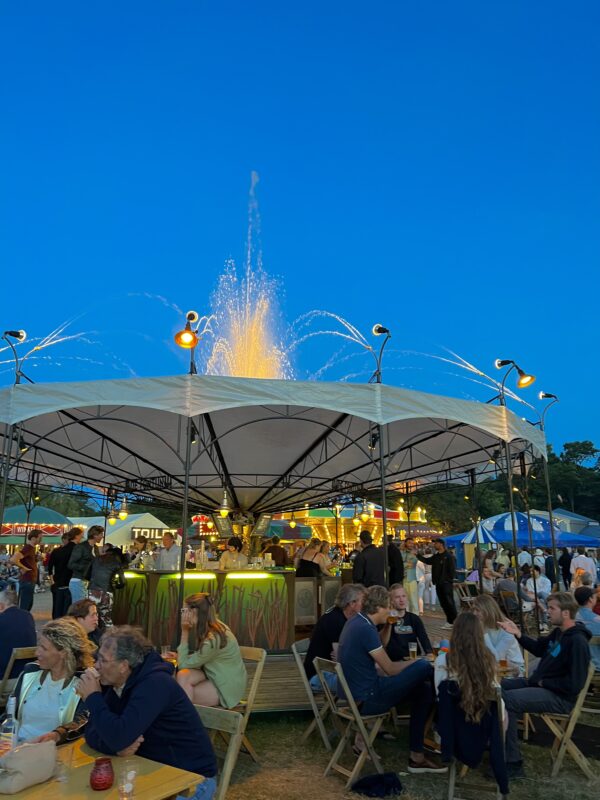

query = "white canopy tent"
[68,512,172,547]
[0,374,546,517]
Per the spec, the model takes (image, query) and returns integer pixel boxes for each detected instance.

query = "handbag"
[351,772,403,797]
[0,741,57,794]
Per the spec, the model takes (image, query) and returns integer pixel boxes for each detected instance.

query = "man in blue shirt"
[574,586,600,670]
[338,585,445,774]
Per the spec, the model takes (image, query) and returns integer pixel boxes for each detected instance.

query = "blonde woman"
[176,593,247,708]
[471,594,524,675]
[11,616,95,743]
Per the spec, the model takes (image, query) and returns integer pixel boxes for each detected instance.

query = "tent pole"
[176,413,194,646]
[0,424,15,539]
[520,453,541,634]
[503,439,524,631]
[377,423,389,586]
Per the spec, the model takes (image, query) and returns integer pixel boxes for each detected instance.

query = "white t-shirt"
[526,575,552,595]
[517,551,532,567]
[155,544,182,571]
[18,676,65,742]
[570,554,596,577]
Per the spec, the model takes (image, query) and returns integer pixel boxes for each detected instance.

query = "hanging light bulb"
[360,502,370,523]
[118,497,129,521]
[289,512,297,529]
[352,504,360,526]
[107,504,117,526]
[219,490,230,518]
[207,519,214,530]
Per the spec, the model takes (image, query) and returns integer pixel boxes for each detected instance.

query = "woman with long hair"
[471,594,524,674]
[434,612,498,723]
[11,616,95,743]
[176,593,247,708]
[295,537,330,577]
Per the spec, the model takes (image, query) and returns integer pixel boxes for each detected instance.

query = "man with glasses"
[77,626,217,799]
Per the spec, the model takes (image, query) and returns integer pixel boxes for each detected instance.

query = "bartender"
[380,584,433,660]
[155,531,182,571]
[219,537,248,570]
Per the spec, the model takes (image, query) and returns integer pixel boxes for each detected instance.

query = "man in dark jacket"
[499,591,591,778]
[419,539,457,627]
[388,539,404,586]
[0,588,36,690]
[68,525,103,603]
[352,530,385,587]
[47,527,84,618]
[78,626,217,797]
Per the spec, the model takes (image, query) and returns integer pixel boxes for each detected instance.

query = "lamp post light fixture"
[174,311,203,375]
[494,359,536,403]
[2,330,27,385]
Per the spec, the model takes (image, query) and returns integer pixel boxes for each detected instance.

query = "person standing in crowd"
[558,547,572,590]
[419,539,457,628]
[47,527,84,618]
[570,547,597,584]
[401,538,420,614]
[88,544,127,629]
[533,549,545,573]
[381,584,432,661]
[78,626,218,800]
[517,547,532,569]
[262,534,289,567]
[388,539,404,587]
[155,531,182,571]
[304,583,366,690]
[128,535,149,566]
[421,547,437,610]
[0,588,37,695]
[10,529,43,611]
[544,548,557,589]
[68,526,104,603]
[499,592,591,778]
[352,530,385,587]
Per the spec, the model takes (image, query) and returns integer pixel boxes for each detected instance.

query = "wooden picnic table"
[6,738,204,799]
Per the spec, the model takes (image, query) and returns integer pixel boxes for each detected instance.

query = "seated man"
[304,583,365,690]
[77,626,218,800]
[574,586,600,671]
[499,592,591,779]
[494,568,535,613]
[381,583,432,661]
[0,588,36,695]
[524,566,552,604]
[338,585,445,774]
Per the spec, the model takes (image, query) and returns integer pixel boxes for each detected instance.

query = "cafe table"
[4,738,204,799]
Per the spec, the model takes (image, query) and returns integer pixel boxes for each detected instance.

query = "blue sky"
[1,2,599,450]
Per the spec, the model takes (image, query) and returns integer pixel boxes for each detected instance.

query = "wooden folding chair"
[446,686,507,800]
[0,646,37,707]
[539,661,595,781]
[520,650,536,741]
[313,657,387,789]
[195,705,245,800]
[582,636,600,715]
[291,638,333,750]
[233,646,266,764]
[456,583,476,609]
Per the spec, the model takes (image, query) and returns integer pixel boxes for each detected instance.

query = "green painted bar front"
[113,569,296,653]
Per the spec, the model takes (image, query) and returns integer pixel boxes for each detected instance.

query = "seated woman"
[176,593,247,709]
[434,611,500,698]
[12,617,95,744]
[218,537,248,570]
[471,594,524,675]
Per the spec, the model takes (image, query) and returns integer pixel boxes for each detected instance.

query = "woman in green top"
[176,593,247,708]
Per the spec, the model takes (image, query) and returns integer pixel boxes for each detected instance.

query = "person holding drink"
[471,594,524,676]
[176,593,247,708]
[381,584,433,663]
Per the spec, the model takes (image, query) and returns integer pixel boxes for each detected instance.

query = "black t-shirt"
[48,542,76,588]
[304,606,347,680]
[384,611,432,662]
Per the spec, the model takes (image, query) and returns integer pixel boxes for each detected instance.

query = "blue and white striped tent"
[443,527,500,546]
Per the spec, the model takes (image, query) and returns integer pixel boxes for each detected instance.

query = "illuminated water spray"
[203,172,292,379]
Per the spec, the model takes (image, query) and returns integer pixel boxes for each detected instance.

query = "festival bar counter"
[113,568,297,653]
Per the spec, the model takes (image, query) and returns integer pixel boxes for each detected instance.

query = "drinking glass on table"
[408,642,418,660]
[118,761,138,799]
[431,641,440,658]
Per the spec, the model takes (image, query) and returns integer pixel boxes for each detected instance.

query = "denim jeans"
[501,677,573,763]
[176,776,217,800]
[68,578,87,603]
[18,581,35,611]
[359,659,434,752]
[309,672,338,693]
